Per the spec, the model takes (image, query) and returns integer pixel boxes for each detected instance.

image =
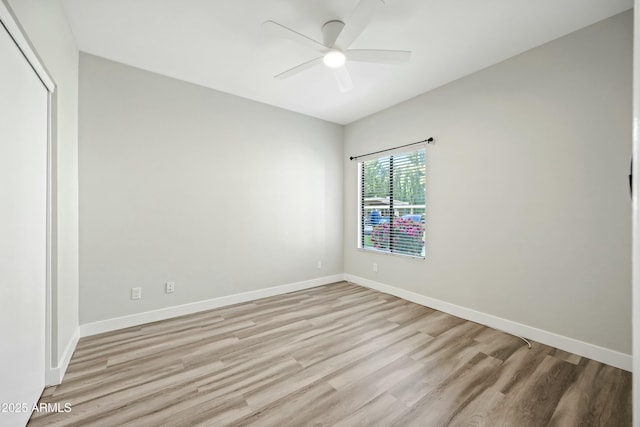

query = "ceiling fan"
[263,0,412,93]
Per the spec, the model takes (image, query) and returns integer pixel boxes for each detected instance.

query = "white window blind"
[359,149,426,258]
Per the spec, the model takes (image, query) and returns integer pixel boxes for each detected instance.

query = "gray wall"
[344,11,632,354]
[78,54,344,324]
[8,0,80,369]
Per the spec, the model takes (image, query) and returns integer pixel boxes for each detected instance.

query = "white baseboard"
[45,328,80,386]
[79,274,345,338]
[345,274,632,372]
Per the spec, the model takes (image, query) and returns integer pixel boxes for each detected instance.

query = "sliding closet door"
[0,18,49,427]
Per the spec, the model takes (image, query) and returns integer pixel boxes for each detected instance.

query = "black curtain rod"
[349,137,434,161]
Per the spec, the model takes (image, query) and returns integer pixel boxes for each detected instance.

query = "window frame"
[357,148,426,259]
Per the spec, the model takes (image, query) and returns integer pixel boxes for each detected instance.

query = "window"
[358,149,426,258]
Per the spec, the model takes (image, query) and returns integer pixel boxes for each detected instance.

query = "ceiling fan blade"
[322,20,345,48]
[334,0,384,49]
[347,49,412,64]
[333,66,353,93]
[274,57,324,80]
[262,20,328,52]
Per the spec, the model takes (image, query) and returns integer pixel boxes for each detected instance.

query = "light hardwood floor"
[28,282,631,426]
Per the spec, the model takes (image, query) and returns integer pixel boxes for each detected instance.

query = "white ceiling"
[61,0,632,125]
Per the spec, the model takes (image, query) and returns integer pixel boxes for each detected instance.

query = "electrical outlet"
[317,260,322,269]
[373,263,378,273]
[131,287,141,300]
[165,281,175,294]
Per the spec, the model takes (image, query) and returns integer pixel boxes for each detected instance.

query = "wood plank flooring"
[28,282,631,426]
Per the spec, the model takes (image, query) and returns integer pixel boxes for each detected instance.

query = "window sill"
[357,247,425,260]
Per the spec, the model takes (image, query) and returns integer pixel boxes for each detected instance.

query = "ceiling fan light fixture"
[323,50,346,68]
